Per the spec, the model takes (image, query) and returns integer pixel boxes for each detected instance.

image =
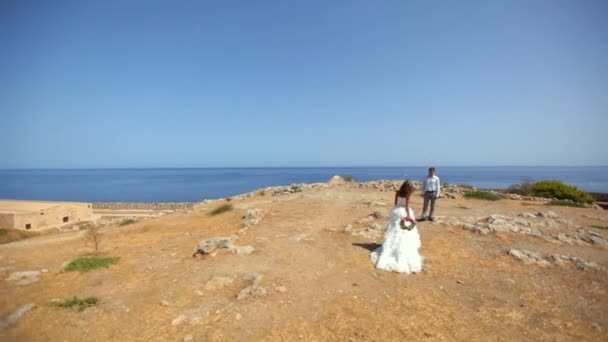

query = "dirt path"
[1,185,607,341]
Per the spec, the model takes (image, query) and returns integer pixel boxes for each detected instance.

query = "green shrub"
[119,219,137,226]
[64,256,120,272]
[51,296,98,311]
[464,190,504,201]
[208,204,233,216]
[0,228,7,236]
[529,180,594,203]
[546,200,587,208]
[507,178,534,195]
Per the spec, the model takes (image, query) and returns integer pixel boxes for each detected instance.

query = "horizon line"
[1,165,608,171]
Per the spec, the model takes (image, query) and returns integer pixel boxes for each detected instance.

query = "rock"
[537,211,559,218]
[372,211,388,219]
[518,212,537,219]
[171,315,186,326]
[343,225,353,233]
[366,201,388,207]
[242,209,264,227]
[205,276,234,290]
[274,285,288,293]
[241,273,262,285]
[193,236,238,256]
[357,216,374,224]
[236,285,268,300]
[570,257,603,271]
[6,270,41,285]
[183,335,193,342]
[327,175,346,185]
[0,303,35,328]
[368,223,382,230]
[508,249,550,267]
[160,300,170,306]
[231,245,255,255]
[592,203,604,210]
[235,313,242,320]
[288,234,312,242]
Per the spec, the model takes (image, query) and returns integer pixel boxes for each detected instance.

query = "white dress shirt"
[423,175,441,197]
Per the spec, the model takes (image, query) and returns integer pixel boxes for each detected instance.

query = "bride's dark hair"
[397,180,414,198]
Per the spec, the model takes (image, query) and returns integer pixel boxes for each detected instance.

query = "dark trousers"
[422,191,436,218]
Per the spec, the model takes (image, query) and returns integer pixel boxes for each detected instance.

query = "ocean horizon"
[1,166,607,202]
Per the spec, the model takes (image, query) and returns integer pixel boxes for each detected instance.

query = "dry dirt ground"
[1,185,607,341]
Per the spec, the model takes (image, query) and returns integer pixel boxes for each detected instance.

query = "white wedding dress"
[370,197,423,273]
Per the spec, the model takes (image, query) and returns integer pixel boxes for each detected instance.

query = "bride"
[371,180,423,273]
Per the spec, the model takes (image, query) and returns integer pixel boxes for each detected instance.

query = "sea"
[1,167,607,202]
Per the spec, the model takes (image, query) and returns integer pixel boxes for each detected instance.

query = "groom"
[419,167,440,222]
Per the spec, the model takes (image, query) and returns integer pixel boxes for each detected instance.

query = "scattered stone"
[0,303,35,328]
[160,300,170,306]
[366,201,388,207]
[508,249,550,267]
[205,276,234,290]
[241,273,262,285]
[231,245,255,255]
[518,212,537,219]
[235,313,242,320]
[343,225,353,233]
[184,335,193,342]
[274,285,288,293]
[242,209,264,227]
[288,234,312,242]
[372,210,388,219]
[194,290,204,296]
[5,270,41,285]
[171,315,186,326]
[193,236,238,257]
[368,223,383,230]
[236,285,268,300]
[537,211,559,218]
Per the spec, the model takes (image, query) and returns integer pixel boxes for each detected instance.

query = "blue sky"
[1,0,607,168]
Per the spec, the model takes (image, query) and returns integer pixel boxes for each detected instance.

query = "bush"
[546,200,587,208]
[344,176,356,182]
[119,219,137,226]
[529,180,594,204]
[464,190,504,201]
[507,178,534,195]
[51,296,98,311]
[208,204,233,216]
[0,228,7,236]
[64,256,120,272]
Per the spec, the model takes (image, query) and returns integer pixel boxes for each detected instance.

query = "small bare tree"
[84,223,103,254]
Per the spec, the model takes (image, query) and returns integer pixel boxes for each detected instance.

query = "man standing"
[420,167,440,222]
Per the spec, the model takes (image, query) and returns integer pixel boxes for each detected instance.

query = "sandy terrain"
[1,182,607,341]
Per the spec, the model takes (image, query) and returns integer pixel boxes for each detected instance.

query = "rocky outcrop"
[509,249,603,271]
[508,249,550,266]
[0,303,35,328]
[5,270,41,285]
[193,236,255,257]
